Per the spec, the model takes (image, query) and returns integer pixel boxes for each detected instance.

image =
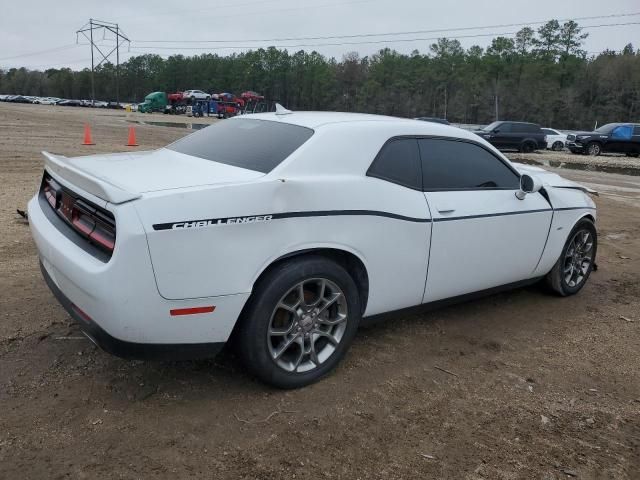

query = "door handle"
[437,207,456,214]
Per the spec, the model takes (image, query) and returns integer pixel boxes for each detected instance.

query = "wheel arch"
[252,247,370,315]
[567,212,598,261]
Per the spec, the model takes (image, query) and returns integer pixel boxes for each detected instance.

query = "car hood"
[43,148,264,203]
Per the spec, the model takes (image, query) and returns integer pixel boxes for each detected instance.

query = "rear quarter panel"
[135,175,432,316]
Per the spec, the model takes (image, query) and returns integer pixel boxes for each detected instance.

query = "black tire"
[587,141,602,156]
[626,152,639,158]
[545,218,597,296]
[237,255,361,389]
[552,141,564,151]
[520,141,535,153]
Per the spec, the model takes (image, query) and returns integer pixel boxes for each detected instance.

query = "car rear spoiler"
[42,151,141,204]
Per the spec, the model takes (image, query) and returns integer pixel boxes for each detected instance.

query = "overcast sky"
[1,0,639,70]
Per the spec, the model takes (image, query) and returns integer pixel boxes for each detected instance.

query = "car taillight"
[41,173,116,256]
[43,177,60,209]
[71,200,116,253]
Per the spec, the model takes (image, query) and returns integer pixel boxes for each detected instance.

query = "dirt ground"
[0,102,639,479]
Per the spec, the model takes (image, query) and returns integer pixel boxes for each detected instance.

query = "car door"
[419,138,553,303]
[608,125,634,154]
[488,122,512,149]
[633,126,640,154]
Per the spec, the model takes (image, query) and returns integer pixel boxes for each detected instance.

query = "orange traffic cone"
[126,126,138,147]
[82,124,95,145]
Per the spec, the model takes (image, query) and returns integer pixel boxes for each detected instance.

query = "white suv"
[183,90,211,102]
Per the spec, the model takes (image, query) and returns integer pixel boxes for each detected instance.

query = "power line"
[127,21,640,52]
[131,11,640,44]
[0,44,79,62]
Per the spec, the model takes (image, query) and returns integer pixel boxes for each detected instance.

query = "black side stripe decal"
[152,206,595,231]
[152,210,431,230]
[434,208,551,222]
[553,206,597,212]
[272,210,429,223]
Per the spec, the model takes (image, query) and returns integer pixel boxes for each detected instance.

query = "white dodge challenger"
[28,108,597,388]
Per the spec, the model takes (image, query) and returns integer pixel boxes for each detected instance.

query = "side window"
[634,125,640,136]
[512,123,539,133]
[367,138,421,190]
[497,123,511,133]
[419,138,520,191]
[542,128,554,135]
[612,125,633,140]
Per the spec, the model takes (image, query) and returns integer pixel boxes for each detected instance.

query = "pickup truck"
[474,121,547,153]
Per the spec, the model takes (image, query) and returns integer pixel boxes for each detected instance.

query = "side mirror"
[516,173,542,200]
[493,128,500,133]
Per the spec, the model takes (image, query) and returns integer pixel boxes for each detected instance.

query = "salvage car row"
[0,94,123,109]
[471,120,639,157]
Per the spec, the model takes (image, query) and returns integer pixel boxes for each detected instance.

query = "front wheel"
[587,142,602,156]
[546,218,597,296]
[237,256,361,389]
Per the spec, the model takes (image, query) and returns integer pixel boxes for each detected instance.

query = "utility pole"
[76,19,130,104]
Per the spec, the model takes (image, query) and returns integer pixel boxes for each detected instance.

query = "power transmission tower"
[76,19,130,105]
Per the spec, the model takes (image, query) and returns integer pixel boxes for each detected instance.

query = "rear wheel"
[552,141,564,151]
[587,142,602,156]
[237,256,361,389]
[520,141,535,153]
[546,218,597,296]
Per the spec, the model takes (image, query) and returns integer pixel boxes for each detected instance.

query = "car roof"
[240,111,425,129]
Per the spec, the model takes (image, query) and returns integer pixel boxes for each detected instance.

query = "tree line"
[1,20,639,129]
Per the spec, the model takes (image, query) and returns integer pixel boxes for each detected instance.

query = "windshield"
[594,123,617,134]
[167,119,314,173]
[482,121,501,132]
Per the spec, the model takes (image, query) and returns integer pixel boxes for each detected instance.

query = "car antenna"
[275,103,293,115]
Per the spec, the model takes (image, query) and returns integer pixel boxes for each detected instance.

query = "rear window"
[167,119,314,173]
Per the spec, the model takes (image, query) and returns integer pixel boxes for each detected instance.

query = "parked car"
[8,95,32,104]
[566,123,640,157]
[415,117,450,125]
[57,99,83,107]
[183,89,211,102]
[541,128,567,151]
[474,121,547,152]
[28,108,597,388]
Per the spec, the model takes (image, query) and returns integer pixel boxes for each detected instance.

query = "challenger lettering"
[171,215,273,229]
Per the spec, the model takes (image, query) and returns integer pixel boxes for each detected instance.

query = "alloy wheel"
[588,143,601,156]
[563,229,595,288]
[267,278,348,373]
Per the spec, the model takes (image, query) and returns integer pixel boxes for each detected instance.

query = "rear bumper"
[28,179,250,350]
[40,261,224,360]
